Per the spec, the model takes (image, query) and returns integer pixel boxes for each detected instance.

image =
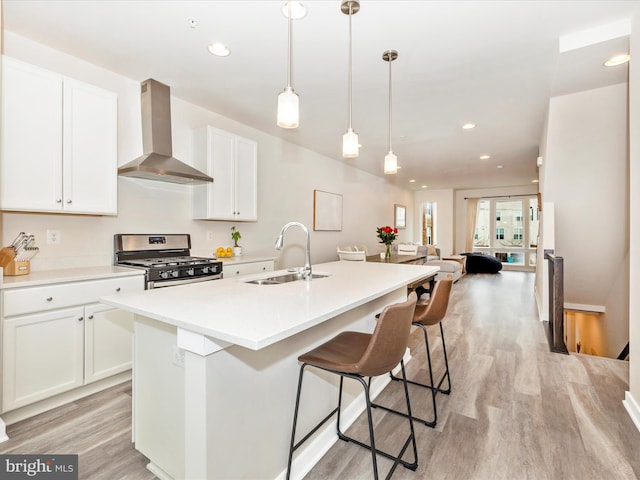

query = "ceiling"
[2,0,638,190]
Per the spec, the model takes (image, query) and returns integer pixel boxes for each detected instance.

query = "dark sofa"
[461,253,503,274]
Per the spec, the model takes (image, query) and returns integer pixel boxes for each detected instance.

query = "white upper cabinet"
[192,126,258,221]
[62,78,118,214]
[0,56,118,215]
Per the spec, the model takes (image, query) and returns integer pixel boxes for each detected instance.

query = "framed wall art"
[314,190,343,231]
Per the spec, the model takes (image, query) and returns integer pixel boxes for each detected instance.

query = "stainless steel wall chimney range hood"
[118,79,213,184]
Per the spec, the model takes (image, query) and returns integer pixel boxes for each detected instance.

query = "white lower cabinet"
[3,307,85,411]
[1,274,143,413]
[84,303,134,384]
[222,260,274,278]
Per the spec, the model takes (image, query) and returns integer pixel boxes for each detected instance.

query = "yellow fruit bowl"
[216,247,234,258]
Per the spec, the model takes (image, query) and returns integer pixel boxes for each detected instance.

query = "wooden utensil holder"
[3,260,30,276]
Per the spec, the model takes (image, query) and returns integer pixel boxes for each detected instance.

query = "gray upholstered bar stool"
[286,292,419,480]
[374,278,453,428]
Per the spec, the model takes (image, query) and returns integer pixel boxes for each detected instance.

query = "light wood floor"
[306,272,640,479]
[1,272,638,479]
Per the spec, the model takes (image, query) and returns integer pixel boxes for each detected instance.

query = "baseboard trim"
[0,418,8,444]
[0,371,131,433]
[146,462,173,480]
[623,391,640,433]
[276,350,412,480]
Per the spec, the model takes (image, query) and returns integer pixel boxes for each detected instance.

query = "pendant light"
[277,2,305,128]
[341,0,360,158]
[383,49,398,174]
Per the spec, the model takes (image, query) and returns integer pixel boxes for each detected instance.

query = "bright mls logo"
[0,455,77,479]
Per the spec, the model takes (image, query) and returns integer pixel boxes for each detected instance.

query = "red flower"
[376,225,398,245]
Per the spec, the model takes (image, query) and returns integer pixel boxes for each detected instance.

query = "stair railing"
[544,250,568,354]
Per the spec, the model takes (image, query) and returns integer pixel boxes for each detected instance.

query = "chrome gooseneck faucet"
[275,222,312,279]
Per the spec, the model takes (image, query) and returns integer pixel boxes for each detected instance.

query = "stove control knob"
[187,268,195,276]
[202,266,210,274]
[171,270,179,278]
[160,271,170,279]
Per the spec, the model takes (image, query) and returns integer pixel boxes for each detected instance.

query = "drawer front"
[3,275,144,317]
[223,260,274,277]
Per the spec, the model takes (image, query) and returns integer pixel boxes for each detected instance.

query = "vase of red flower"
[376,226,398,259]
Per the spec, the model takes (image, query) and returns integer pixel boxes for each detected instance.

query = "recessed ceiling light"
[604,53,630,67]
[409,179,415,183]
[531,179,539,183]
[462,123,476,130]
[421,185,427,188]
[479,155,490,160]
[282,1,307,19]
[208,43,230,57]
[496,164,503,169]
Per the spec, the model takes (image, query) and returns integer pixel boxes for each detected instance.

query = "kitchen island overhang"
[101,260,439,480]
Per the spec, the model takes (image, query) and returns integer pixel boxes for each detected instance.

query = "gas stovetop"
[114,234,223,289]
[119,256,218,269]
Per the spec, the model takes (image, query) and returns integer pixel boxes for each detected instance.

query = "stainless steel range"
[114,234,222,289]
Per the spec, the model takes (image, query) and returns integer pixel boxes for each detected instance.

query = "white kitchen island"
[100,260,438,480]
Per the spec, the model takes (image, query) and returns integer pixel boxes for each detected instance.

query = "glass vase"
[385,244,391,259]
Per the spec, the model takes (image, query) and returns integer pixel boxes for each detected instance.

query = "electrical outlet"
[172,346,185,368]
[46,229,61,245]
[206,231,214,241]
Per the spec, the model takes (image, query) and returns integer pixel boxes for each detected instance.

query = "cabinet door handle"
[88,315,94,320]
[115,287,121,292]
[78,316,84,322]
[46,297,53,302]
[56,199,62,204]
[66,199,72,204]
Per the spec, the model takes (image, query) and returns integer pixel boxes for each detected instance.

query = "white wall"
[453,185,539,255]
[542,83,628,358]
[413,188,454,256]
[0,32,414,271]
[628,12,640,422]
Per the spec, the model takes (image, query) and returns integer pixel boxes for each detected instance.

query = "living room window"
[421,201,437,246]
[473,195,539,271]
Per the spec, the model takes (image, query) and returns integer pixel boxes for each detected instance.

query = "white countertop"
[0,265,145,289]
[100,261,439,350]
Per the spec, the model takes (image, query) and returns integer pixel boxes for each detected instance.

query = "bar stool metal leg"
[286,361,418,480]
[286,293,419,479]
[381,322,452,427]
[372,279,453,429]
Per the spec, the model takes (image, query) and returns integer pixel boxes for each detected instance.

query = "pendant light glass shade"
[383,49,398,174]
[277,2,302,129]
[384,151,397,174]
[341,0,360,158]
[343,128,359,158]
[277,87,299,128]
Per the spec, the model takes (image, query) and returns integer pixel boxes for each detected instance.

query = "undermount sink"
[245,272,330,285]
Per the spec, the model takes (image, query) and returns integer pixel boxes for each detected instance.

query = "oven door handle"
[148,274,223,289]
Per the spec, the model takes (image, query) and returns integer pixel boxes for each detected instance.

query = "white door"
[84,304,134,384]
[235,137,258,221]
[207,128,236,220]
[2,307,85,412]
[0,56,63,212]
[63,78,118,215]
